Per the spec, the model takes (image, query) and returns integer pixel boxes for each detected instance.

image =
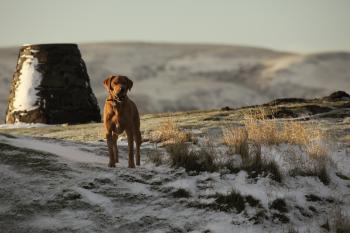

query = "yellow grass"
[223,127,249,157]
[223,127,247,147]
[224,107,328,159]
[306,142,328,159]
[149,119,190,144]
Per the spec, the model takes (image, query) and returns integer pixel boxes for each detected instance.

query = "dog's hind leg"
[134,130,141,166]
[126,130,135,168]
[112,133,119,163]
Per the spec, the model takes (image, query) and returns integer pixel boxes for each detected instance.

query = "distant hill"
[0,42,349,122]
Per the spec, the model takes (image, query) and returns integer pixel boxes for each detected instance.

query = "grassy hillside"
[1,92,349,143]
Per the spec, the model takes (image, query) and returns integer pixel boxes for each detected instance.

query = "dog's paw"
[108,163,116,168]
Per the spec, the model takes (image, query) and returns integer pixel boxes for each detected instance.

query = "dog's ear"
[103,75,116,91]
[125,76,133,91]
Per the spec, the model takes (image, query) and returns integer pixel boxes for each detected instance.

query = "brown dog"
[103,74,141,168]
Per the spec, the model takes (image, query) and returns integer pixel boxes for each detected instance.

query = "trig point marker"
[5,44,101,124]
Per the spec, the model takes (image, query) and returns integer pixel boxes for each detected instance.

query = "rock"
[221,106,233,111]
[267,107,298,118]
[5,44,100,124]
[323,91,350,101]
[265,98,307,106]
[303,105,332,114]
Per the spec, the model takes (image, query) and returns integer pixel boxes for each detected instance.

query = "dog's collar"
[107,97,127,108]
[107,91,126,104]
[107,98,123,103]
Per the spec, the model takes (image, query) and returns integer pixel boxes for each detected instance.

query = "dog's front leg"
[106,132,116,167]
[126,130,135,168]
[112,133,118,163]
[135,130,142,166]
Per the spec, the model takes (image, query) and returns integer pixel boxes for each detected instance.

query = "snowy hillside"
[0,42,350,121]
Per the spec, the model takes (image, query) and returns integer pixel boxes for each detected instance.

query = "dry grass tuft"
[225,107,328,158]
[289,156,330,185]
[223,127,249,158]
[243,108,280,145]
[146,147,163,166]
[242,107,326,146]
[305,129,328,159]
[336,217,350,232]
[286,226,300,233]
[306,142,328,160]
[333,208,350,233]
[242,149,282,182]
[223,136,282,182]
[166,142,217,173]
[172,188,191,198]
[149,119,191,144]
[189,189,264,218]
[223,107,330,182]
[214,189,246,213]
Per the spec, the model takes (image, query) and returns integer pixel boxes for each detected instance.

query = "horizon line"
[1,40,350,54]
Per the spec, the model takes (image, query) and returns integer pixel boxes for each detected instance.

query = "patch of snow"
[330,144,350,177]
[0,122,49,129]
[0,203,11,215]
[12,52,42,113]
[165,177,198,195]
[204,213,239,232]
[124,182,153,195]
[0,164,24,179]
[117,138,129,146]
[74,187,115,215]
[28,210,93,231]
[0,135,108,165]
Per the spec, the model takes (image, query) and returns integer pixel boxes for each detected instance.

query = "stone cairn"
[5,44,101,124]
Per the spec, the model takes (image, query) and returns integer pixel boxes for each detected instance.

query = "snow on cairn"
[12,51,42,112]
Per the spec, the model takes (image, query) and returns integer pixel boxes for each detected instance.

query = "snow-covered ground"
[0,133,349,233]
[0,122,50,129]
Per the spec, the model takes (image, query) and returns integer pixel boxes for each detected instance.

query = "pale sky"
[0,0,349,52]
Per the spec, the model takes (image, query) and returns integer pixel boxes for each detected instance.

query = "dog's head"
[103,75,133,102]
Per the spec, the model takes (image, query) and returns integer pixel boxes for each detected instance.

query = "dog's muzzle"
[115,94,126,103]
[115,86,127,102]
